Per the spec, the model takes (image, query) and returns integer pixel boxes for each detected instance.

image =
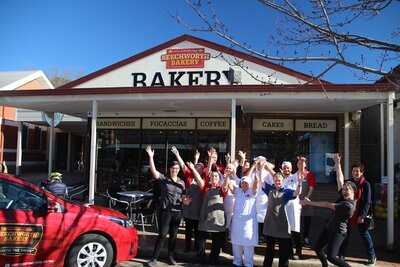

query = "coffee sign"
[296,120,336,132]
[253,119,294,131]
[197,118,229,130]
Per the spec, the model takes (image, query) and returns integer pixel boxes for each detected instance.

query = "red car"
[0,173,138,267]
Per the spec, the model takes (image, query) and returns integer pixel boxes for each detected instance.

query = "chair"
[132,197,158,233]
[67,184,88,202]
[105,189,131,218]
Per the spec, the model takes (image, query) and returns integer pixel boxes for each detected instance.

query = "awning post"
[230,99,236,162]
[380,103,385,177]
[344,112,350,178]
[386,92,394,249]
[16,122,22,176]
[48,113,55,176]
[89,100,98,204]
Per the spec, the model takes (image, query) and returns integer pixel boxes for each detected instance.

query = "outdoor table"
[116,191,153,219]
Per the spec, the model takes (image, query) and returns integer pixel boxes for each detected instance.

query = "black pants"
[290,231,302,256]
[314,228,351,267]
[258,223,265,242]
[197,231,225,261]
[339,223,376,260]
[184,218,199,251]
[152,209,182,260]
[301,215,311,240]
[263,235,291,267]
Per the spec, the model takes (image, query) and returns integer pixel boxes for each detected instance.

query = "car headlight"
[107,216,134,228]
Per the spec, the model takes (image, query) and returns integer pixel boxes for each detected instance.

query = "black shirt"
[328,197,355,234]
[158,174,185,211]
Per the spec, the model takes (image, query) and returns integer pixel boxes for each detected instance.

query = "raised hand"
[207,147,215,158]
[145,145,154,157]
[238,150,246,160]
[195,150,200,160]
[225,153,231,164]
[186,161,195,169]
[171,146,179,156]
[333,153,341,165]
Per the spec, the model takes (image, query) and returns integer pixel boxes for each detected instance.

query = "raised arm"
[171,146,187,172]
[186,162,205,189]
[222,172,235,194]
[253,172,260,193]
[264,161,276,176]
[194,150,200,165]
[292,173,303,197]
[236,151,246,178]
[334,153,345,191]
[146,145,161,179]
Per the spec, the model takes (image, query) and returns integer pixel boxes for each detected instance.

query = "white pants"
[232,244,254,267]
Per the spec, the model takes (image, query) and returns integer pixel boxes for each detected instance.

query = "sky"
[0,0,399,84]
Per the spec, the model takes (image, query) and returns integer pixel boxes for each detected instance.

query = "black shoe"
[147,259,158,267]
[366,256,377,266]
[168,255,177,265]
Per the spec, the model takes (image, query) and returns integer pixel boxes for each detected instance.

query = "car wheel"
[66,234,114,267]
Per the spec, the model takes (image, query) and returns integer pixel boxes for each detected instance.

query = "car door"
[0,179,65,266]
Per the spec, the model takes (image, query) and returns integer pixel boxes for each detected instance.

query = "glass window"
[0,180,46,210]
[97,129,141,190]
[197,130,229,165]
[252,131,336,183]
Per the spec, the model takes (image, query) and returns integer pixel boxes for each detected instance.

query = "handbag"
[364,215,374,230]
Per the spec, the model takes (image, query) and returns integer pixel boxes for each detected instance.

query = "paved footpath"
[117,231,400,267]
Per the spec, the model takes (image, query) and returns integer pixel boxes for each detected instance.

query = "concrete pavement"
[116,230,400,267]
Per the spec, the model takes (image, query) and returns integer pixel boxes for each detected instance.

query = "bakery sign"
[161,48,210,69]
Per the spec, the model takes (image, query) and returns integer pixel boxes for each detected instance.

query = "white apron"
[284,173,301,232]
[252,170,274,223]
[223,176,240,229]
[231,188,258,246]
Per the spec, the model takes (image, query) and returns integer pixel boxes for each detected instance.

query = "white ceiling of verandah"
[2,94,386,118]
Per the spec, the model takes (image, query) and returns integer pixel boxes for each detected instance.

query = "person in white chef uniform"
[248,156,274,242]
[282,160,303,259]
[223,175,259,267]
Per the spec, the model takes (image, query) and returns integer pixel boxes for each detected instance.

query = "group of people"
[145,145,376,267]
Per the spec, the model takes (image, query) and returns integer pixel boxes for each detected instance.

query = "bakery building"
[0,35,396,246]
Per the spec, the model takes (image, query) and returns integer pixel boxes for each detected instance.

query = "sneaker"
[291,255,300,260]
[168,255,177,265]
[366,256,377,266]
[147,259,158,267]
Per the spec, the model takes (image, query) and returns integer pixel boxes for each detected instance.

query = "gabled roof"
[59,34,328,89]
[0,70,54,91]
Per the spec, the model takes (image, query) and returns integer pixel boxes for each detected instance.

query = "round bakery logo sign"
[161,48,211,69]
